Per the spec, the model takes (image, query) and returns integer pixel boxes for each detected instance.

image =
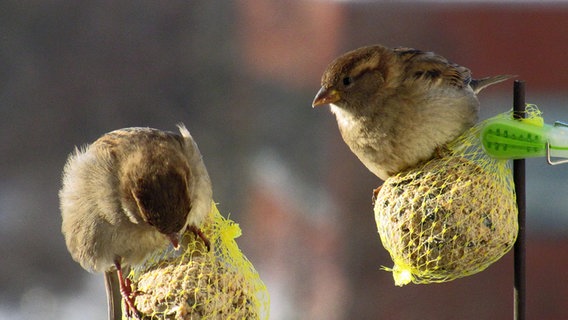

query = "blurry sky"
[1,1,568,319]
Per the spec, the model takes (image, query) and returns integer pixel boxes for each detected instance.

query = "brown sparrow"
[59,124,212,319]
[313,44,512,180]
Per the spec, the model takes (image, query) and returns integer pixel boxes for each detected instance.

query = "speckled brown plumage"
[313,44,513,180]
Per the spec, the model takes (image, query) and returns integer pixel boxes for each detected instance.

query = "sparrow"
[313,44,513,181]
[59,124,212,320]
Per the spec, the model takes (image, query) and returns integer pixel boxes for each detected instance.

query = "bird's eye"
[342,77,353,87]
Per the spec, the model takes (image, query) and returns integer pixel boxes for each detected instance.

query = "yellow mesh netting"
[126,202,270,319]
[373,108,534,286]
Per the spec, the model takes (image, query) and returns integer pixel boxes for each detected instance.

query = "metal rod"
[513,80,526,320]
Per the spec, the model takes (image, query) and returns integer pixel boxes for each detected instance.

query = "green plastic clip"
[481,116,568,164]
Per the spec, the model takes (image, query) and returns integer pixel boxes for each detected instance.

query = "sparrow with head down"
[60,124,212,319]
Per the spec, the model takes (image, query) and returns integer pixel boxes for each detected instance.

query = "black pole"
[513,80,526,320]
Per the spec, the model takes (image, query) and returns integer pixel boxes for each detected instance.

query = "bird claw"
[121,281,142,319]
[188,225,211,251]
[115,262,142,319]
[435,145,451,158]
[372,185,383,206]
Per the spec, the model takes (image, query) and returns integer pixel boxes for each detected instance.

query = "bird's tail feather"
[104,270,123,320]
[471,75,516,94]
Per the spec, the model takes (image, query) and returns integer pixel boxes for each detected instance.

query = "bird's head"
[121,150,192,250]
[312,45,400,115]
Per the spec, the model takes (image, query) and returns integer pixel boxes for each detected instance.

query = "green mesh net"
[374,109,526,286]
[126,203,270,319]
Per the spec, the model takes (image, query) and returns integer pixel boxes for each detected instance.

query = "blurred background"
[1,1,568,319]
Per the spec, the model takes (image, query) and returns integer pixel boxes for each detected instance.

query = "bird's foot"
[434,145,451,158]
[115,262,142,319]
[372,185,383,205]
[189,225,211,251]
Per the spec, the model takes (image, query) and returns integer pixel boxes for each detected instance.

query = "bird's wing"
[394,47,472,90]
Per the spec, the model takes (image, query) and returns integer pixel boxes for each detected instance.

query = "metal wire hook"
[546,121,568,165]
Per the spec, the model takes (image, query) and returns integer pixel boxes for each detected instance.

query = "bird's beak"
[167,232,181,250]
[312,87,340,107]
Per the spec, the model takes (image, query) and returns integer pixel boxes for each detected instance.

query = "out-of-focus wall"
[1,1,567,319]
